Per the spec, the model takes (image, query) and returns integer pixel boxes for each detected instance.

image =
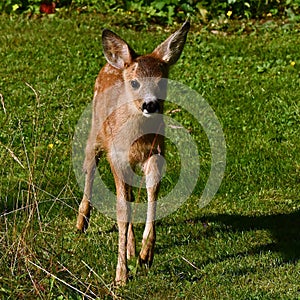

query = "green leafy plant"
[1,0,300,24]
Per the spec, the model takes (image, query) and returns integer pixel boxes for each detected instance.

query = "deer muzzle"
[142,100,160,116]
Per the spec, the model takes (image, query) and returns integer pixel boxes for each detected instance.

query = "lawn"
[0,14,299,299]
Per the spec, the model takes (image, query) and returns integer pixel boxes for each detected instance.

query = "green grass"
[0,15,300,299]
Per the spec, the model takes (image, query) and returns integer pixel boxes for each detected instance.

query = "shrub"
[1,0,300,24]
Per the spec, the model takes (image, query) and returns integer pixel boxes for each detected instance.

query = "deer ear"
[102,29,136,69]
[152,20,190,66]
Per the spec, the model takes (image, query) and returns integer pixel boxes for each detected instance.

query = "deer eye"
[130,80,140,90]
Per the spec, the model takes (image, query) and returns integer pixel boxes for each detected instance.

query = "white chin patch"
[142,109,159,117]
[143,110,152,117]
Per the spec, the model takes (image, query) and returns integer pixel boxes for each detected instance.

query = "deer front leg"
[139,209,156,267]
[127,188,136,260]
[127,220,136,260]
[115,178,131,285]
[116,218,129,285]
[139,155,162,267]
[76,140,98,232]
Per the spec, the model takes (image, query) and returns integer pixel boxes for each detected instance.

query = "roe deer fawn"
[76,21,190,285]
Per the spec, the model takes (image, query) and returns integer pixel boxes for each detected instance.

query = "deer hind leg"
[127,188,136,260]
[76,137,99,232]
[139,155,162,267]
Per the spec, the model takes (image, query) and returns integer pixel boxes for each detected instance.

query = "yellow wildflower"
[290,61,296,67]
[12,4,20,11]
[48,143,54,149]
[227,11,233,17]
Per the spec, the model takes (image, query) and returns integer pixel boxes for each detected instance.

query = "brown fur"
[76,21,190,285]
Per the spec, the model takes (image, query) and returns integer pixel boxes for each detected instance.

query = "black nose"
[142,101,160,114]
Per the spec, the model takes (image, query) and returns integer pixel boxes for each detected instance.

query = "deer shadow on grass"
[157,210,300,263]
[206,210,300,262]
